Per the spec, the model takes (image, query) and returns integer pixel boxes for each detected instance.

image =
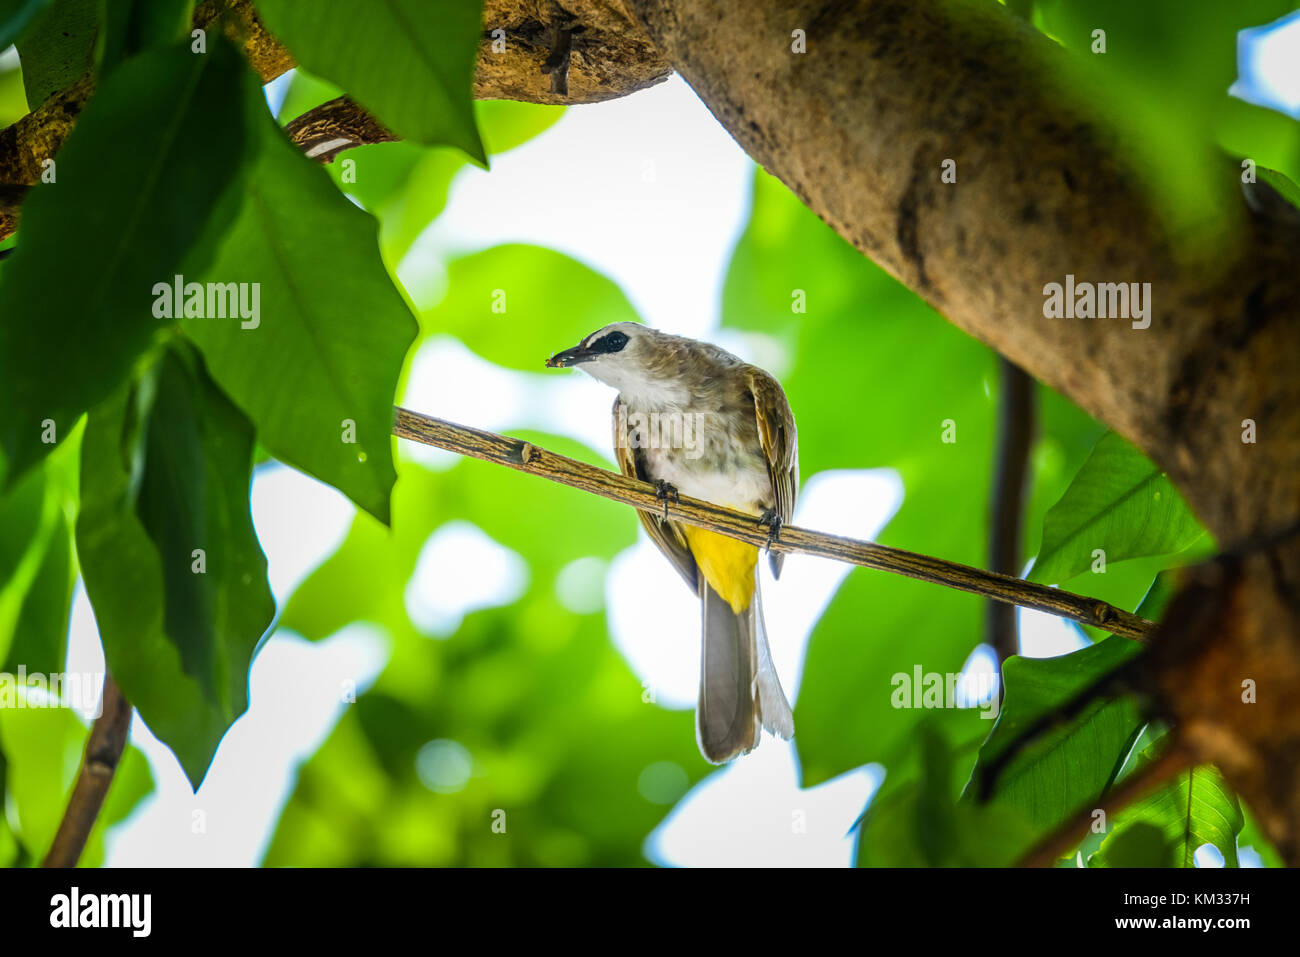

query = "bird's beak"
[545,344,595,368]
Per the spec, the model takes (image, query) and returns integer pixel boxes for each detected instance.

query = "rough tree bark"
[3,0,1297,860]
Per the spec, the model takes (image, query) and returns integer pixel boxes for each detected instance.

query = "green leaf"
[0,431,77,668]
[1033,1,1300,247]
[1216,98,1300,189]
[15,0,98,109]
[256,0,485,162]
[2,508,75,676]
[131,345,276,708]
[1029,430,1206,585]
[1092,763,1244,867]
[0,700,153,866]
[276,70,562,262]
[0,0,51,50]
[182,70,418,526]
[0,455,53,663]
[965,636,1144,834]
[857,722,1037,867]
[99,0,193,77]
[1238,804,1285,867]
[424,245,644,370]
[1255,166,1300,214]
[1091,821,1173,868]
[0,38,254,487]
[374,100,564,261]
[76,366,270,788]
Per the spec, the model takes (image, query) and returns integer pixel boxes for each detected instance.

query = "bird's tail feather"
[696,576,794,764]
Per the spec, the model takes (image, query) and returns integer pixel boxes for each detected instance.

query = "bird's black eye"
[594,331,629,354]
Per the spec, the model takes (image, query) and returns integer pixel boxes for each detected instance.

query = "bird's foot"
[758,508,783,552]
[654,480,680,520]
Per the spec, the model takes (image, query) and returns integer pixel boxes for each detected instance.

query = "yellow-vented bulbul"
[547,323,797,763]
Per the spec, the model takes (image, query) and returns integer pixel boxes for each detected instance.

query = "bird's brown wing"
[612,396,700,595]
[748,367,799,578]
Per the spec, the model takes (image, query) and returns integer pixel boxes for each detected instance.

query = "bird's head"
[545,322,657,390]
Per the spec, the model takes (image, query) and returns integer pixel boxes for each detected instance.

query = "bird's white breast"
[628,404,773,515]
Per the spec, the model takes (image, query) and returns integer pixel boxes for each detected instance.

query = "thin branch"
[1016,738,1191,867]
[988,358,1036,662]
[42,675,133,868]
[393,407,1155,641]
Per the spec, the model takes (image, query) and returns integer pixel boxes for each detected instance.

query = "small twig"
[988,358,1035,662]
[1016,738,1191,867]
[392,408,1156,640]
[43,675,133,868]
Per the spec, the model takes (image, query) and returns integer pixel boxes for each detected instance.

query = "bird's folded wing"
[612,396,699,595]
[748,367,799,578]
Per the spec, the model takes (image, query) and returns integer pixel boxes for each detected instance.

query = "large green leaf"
[965,636,1144,833]
[0,700,153,866]
[14,0,98,109]
[0,38,254,486]
[98,0,193,78]
[256,0,485,162]
[0,0,51,50]
[76,365,271,788]
[182,68,418,525]
[423,245,644,370]
[1029,431,1207,585]
[796,487,991,788]
[275,68,562,262]
[1091,762,1244,867]
[131,345,276,709]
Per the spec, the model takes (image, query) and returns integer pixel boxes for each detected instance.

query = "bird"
[546,322,797,763]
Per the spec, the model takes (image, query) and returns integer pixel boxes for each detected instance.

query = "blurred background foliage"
[0,0,1295,867]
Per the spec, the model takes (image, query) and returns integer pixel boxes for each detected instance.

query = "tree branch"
[987,359,1035,662]
[283,96,398,163]
[0,0,671,240]
[42,674,132,868]
[393,407,1154,640]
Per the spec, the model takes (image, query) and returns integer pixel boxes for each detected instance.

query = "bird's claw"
[758,508,783,552]
[654,480,680,520]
